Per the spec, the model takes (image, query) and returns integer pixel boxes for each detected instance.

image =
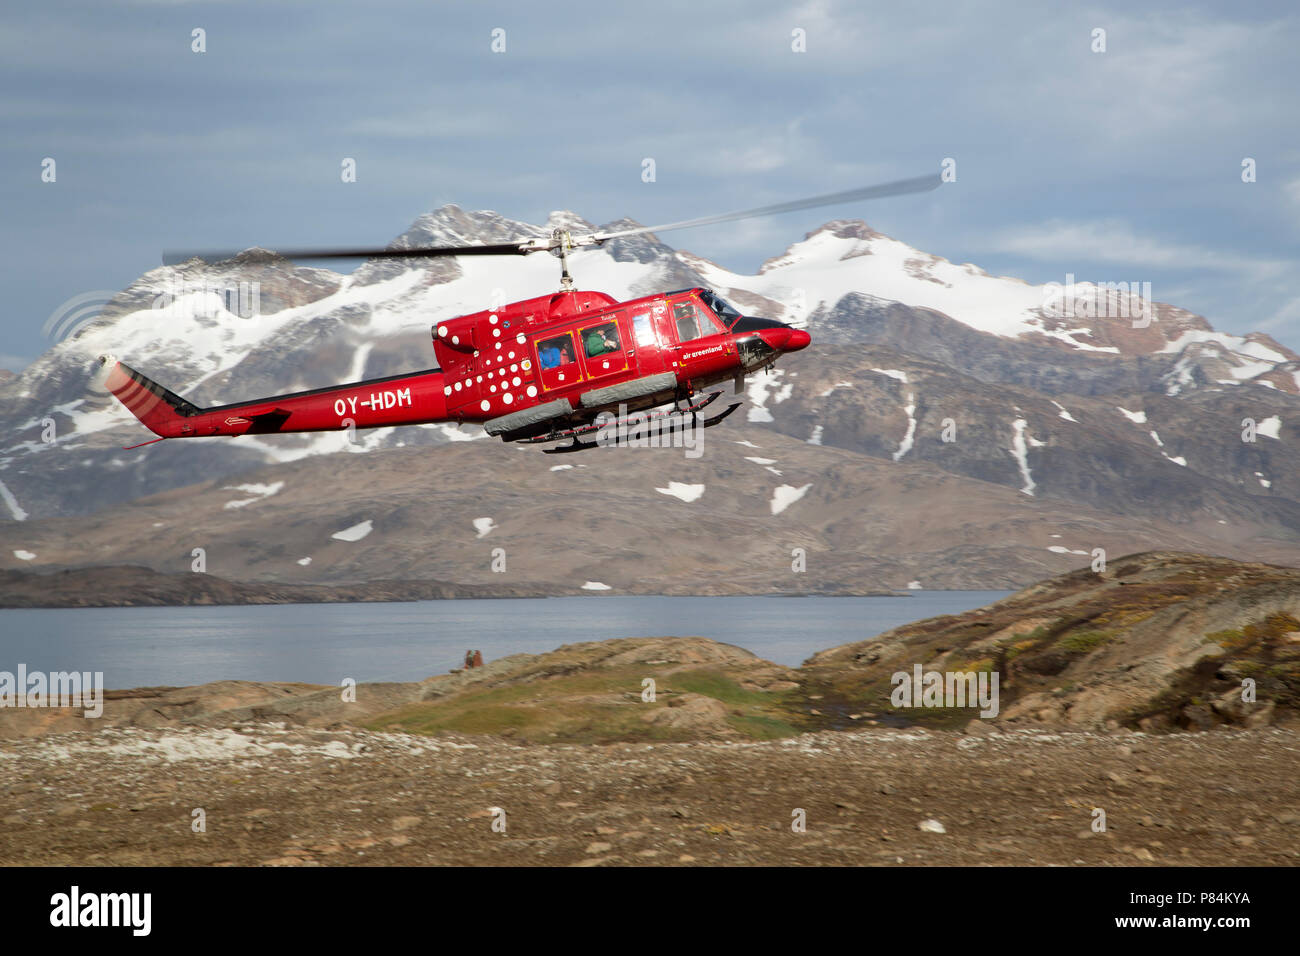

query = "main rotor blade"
[162,241,534,267]
[163,171,942,266]
[590,173,943,244]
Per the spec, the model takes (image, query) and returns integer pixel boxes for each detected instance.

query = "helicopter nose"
[755,325,811,353]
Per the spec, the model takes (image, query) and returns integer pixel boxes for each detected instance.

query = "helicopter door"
[577,315,629,381]
[535,331,581,392]
[665,297,734,376]
[670,299,720,343]
[627,307,667,376]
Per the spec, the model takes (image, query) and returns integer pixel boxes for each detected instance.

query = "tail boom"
[98,356,451,440]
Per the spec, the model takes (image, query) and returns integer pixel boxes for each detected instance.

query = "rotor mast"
[554,229,576,291]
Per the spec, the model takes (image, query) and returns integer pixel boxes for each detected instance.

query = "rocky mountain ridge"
[1,206,1296,591]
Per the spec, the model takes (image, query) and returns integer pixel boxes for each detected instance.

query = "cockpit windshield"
[698,289,743,328]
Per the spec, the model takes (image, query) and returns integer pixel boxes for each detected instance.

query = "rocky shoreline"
[3,550,1297,865]
[0,565,567,607]
[2,551,1297,737]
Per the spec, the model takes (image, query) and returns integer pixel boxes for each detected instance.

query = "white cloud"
[1260,295,1300,332]
[989,218,1293,278]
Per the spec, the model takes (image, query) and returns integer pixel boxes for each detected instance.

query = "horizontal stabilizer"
[98,354,203,438]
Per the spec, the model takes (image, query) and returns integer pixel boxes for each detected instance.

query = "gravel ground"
[3,723,1298,866]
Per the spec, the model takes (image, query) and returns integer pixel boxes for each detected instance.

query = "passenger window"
[632,312,656,347]
[582,322,622,358]
[537,334,577,370]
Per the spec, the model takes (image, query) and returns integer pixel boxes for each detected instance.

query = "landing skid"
[525,391,741,454]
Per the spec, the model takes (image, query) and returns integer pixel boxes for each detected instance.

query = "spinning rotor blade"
[162,241,532,267]
[588,173,943,244]
[163,171,942,266]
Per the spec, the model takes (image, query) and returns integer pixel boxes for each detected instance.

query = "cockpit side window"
[699,290,743,328]
[672,300,719,342]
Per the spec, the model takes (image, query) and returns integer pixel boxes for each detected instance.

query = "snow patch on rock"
[892,393,917,462]
[331,519,373,542]
[223,480,285,509]
[0,479,28,521]
[745,369,789,423]
[1010,419,1036,496]
[656,482,705,503]
[1051,401,1078,423]
[770,483,812,515]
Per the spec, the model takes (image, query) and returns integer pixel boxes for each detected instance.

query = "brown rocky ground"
[2,723,1296,866]
[3,552,1297,866]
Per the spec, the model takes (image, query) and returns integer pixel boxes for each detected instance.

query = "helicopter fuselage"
[434,286,809,441]
[97,286,810,449]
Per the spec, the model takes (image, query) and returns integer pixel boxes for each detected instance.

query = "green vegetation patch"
[1056,630,1114,654]
[1207,628,1247,650]
[1207,613,1299,651]
[1126,612,1300,730]
[362,664,803,744]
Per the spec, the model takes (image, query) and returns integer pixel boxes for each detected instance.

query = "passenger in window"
[585,324,620,357]
[539,343,562,369]
[558,343,574,365]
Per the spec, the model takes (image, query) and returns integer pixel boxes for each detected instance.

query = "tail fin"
[96,354,204,438]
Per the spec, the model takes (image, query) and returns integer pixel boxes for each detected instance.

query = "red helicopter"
[98,174,940,452]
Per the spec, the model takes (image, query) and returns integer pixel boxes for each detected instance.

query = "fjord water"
[1,593,1011,688]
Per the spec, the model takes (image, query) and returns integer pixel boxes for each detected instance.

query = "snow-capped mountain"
[1,204,1297,593]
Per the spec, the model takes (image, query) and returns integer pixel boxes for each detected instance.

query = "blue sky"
[3,0,1298,369]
